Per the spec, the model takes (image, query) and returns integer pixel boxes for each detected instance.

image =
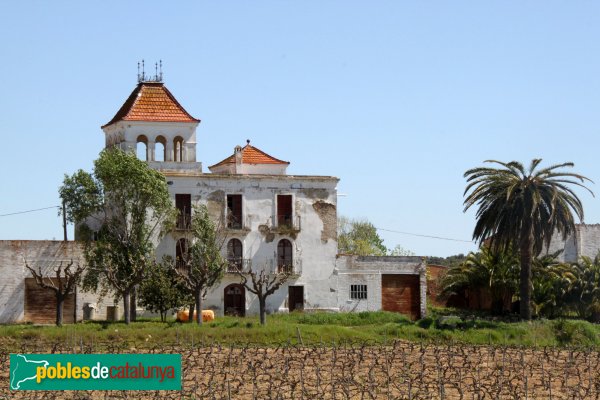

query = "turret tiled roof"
[102,82,199,128]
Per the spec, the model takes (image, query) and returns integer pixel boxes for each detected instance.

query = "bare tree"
[23,258,86,327]
[238,266,291,325]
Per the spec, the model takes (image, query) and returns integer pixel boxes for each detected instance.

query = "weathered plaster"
[312,201,337,243]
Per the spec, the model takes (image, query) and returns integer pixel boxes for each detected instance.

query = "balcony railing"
[273,214,301,231]
[226,214,250,231]
[175,259,189,274]
[272,258,302,275]
[176,214,191,230]
[226,258,252,273]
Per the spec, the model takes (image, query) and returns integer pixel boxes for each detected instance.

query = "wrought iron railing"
[226,214,250,230]
[272,258,302,275]
[176,214,191,230]
[274,215,301,230]
[226,258,252,273]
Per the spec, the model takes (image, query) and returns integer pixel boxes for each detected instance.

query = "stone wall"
[0,240,112,324]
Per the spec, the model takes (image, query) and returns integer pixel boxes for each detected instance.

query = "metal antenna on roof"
[137,59,163,83]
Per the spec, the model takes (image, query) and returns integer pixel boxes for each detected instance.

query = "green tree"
[439,246,519,314]
[60,148,176,324]
[338,217,387,256]
[138,258,190,322]
[427,254,467,267]
[464,159,592,320]
[564,255,600,321]
[388,244,415,256]
[172,204,227,326]
[531,253,575,318]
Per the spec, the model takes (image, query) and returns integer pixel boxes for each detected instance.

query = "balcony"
[272,215,301,232]
[226,214,250,233]
[272,259,302,275]
[176,214,191,230]
[226,258,252,273]
[175,259,189,274]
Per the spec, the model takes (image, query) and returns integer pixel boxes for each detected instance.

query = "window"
[174,136,184,162]
[136,135,148,161]
[155,135,166,161]
[276,195,293,227]
[277,239,293,273]
[175,194,191,229]
[227,238,243,272]
[227,194,243,229]
[350,284,367,300]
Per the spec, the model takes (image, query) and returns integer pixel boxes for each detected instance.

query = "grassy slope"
[2,310,600,350]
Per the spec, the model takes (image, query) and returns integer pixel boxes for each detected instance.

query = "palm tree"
[463,159,593,320]
[439,246,519,314]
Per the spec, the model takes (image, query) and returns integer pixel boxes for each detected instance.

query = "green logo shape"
[10,354,181,391]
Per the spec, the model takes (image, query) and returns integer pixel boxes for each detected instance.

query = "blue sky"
[0,2,598,257]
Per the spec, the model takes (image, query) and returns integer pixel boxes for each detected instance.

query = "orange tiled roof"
[209,143,290,169]
[102,82,199,128]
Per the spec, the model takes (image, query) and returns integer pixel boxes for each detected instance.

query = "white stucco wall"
[156,172,340,316]
[544,224,600,262]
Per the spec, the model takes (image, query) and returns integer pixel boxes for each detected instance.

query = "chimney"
[234,145,243,173]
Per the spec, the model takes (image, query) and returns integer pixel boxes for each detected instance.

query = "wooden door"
[24,278,75,324]
[175,194,191,229]
[224,284,245,316]
[276,195,293,227]
[227,194,243,229]
[288,286,304,312]
[381,274,420,320]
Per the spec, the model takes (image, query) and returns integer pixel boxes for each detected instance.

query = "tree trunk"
[259,296,266,326]
[123,289,131,324]
[189,302,195,324]
[519,235,533,320]
[130,286,137,322]
[195,287,203,326]
[56,294,64,327]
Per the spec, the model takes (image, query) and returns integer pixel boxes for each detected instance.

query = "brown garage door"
[381,274,420,320]
[24,278,75,324]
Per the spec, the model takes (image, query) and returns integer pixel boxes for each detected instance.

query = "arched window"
[174,136,184,162]
[155,135,166,162]
[227,238,243,272]
[136,135,148,161]
[175,238,189,271]
[277,239,293,273]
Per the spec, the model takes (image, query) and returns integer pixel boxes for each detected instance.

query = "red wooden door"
[381,274,420,320]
